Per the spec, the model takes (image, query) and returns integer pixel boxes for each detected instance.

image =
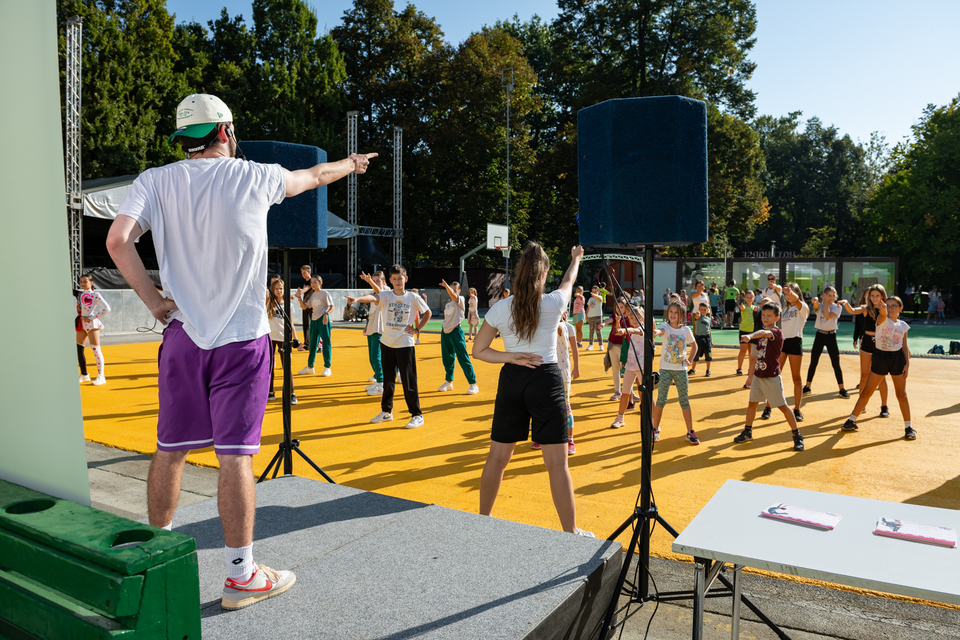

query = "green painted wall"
[0,1,91,505]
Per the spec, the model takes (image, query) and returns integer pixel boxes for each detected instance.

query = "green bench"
[0,479,200,639]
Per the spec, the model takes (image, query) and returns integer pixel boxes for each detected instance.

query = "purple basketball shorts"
[156,320,271,455]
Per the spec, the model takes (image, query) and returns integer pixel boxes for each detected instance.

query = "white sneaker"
[365,381,380,391]
[611,416,625,429]
[298,366,315,375]
[366,384,383,396]
[79,374,91,383]
[368,376,377,382]
[396,372,401,382]
[632,392,641,401]
[92,375,106,386]
[574,528,595,538]
[370,411,393,423]
[467,384,480,394]
[291,394,298,405]
[321,368,332,377]
[609,393,621,401]
[586,345,593,351]
[405,415,425,429]
[438,381,454,392]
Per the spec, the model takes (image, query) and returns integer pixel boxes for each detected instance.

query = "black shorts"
[871,350,906,376]
[782,336,803,356]
[860,334,876,354]
[694,335,712,361]
[724,299,736,313]
[491,363,568,445]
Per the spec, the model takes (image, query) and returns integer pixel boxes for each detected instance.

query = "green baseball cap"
[168,94,233,144]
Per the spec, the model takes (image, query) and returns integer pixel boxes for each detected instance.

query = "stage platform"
[173,476,622,640]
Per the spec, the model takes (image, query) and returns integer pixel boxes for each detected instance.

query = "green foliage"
[865,96,960,288]
[58,0,188,178]
[750,112,874,257]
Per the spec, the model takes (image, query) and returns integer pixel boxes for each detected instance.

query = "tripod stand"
[598,246,787,640]
[258,248,335,484]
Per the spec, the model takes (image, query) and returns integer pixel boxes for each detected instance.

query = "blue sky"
[164,0,960,146]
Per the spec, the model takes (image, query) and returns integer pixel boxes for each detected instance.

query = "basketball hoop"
[497,246,511,258]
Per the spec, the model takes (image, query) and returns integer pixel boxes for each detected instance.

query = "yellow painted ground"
[82,328,960,566]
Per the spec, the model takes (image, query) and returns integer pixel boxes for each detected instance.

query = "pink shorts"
[156,321,271,454]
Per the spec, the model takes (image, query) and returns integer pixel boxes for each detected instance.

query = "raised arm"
[283,153,378,198]
[106,214,177,324]
[558,246,585,297]
[439,279,461,307]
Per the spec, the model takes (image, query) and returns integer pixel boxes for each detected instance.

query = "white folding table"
[672,480,960,639]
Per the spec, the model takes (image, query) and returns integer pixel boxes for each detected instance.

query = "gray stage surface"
[172,476,622,640]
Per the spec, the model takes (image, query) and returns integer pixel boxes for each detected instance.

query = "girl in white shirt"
[652,301,699,444]
[843,296,915,440]
[803,286,848,399]
[266,278,297,404]
[763,282,808,422]
[472,243,592,536]
[76,274,111,385]
[467,288,479,342]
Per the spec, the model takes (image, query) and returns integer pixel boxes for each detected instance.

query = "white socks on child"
[848,414,857,423]
[91,345,105,377]
[225,544,254,581]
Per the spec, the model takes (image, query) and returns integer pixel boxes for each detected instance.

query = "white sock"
[225,544,254,581]
[905,421,912,429]
[848,414,857,422]
[91,345,104,377]
[160,522,172,531]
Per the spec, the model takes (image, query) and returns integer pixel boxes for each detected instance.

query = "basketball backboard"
[487,223,509,250]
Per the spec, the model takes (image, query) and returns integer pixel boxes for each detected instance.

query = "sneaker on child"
[370,411,393,423]
[405,415,424,429]
[366,384,383,396]
[904,427,917,440]
[530,441,541,449]
[792,433,805,451]
[685,431,701,445]
[610,416,625,429]
[92,375,106,386]
[321,368,332,377]
[467,384,480,394]
[80,374,91,383]
[568,440,576,455]
[841,418,858,432]
[221,563,296,610]
[298,366,315,375]
[438,381,454,392]
[733,429,752,443]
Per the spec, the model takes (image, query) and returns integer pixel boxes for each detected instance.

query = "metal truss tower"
[393,126,403,266]
[66,16,83,286]
[346,111,358,288]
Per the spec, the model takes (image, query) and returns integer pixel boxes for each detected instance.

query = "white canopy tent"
[81,174,357,242]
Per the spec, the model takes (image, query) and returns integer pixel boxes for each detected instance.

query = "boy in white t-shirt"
[347,264,431,429]
[437,280,479,394]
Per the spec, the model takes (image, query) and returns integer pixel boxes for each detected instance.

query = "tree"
[750,113,873,257]
[865,96,960,289]
[58,0,189,178]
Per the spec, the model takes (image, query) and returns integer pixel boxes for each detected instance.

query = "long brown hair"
[510,241,550,341]
[266,279,284,318]
[864,284,888,320]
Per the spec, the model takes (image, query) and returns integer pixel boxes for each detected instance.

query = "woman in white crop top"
[472,242,593,537]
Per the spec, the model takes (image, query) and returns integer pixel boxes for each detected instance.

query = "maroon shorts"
[156,321,271,455]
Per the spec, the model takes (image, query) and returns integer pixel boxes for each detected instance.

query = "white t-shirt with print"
[780,301,809,339]
[556,321,573,382]
[483,289,569,364]
[377,290,430,349]
[468,296,478,315]
[623,333,644,372]
[657,322,695,371]
[443,295,465,333]
[875,317,910,352]
[814,302,842,332]
[117,157,285,349]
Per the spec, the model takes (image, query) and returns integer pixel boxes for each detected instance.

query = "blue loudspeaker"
[240,140,328,249]
[577,96,708,247]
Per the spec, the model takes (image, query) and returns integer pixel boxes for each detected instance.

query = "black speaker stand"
[598,245,788,640]
[258,248,335,485]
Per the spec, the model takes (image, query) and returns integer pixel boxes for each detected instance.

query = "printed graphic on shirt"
[756,337,770,372]
[387,299,411,330]
[663,334,687,365]
[876,319,909,351]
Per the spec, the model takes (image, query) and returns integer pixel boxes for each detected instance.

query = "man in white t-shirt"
[106,93,376,610]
